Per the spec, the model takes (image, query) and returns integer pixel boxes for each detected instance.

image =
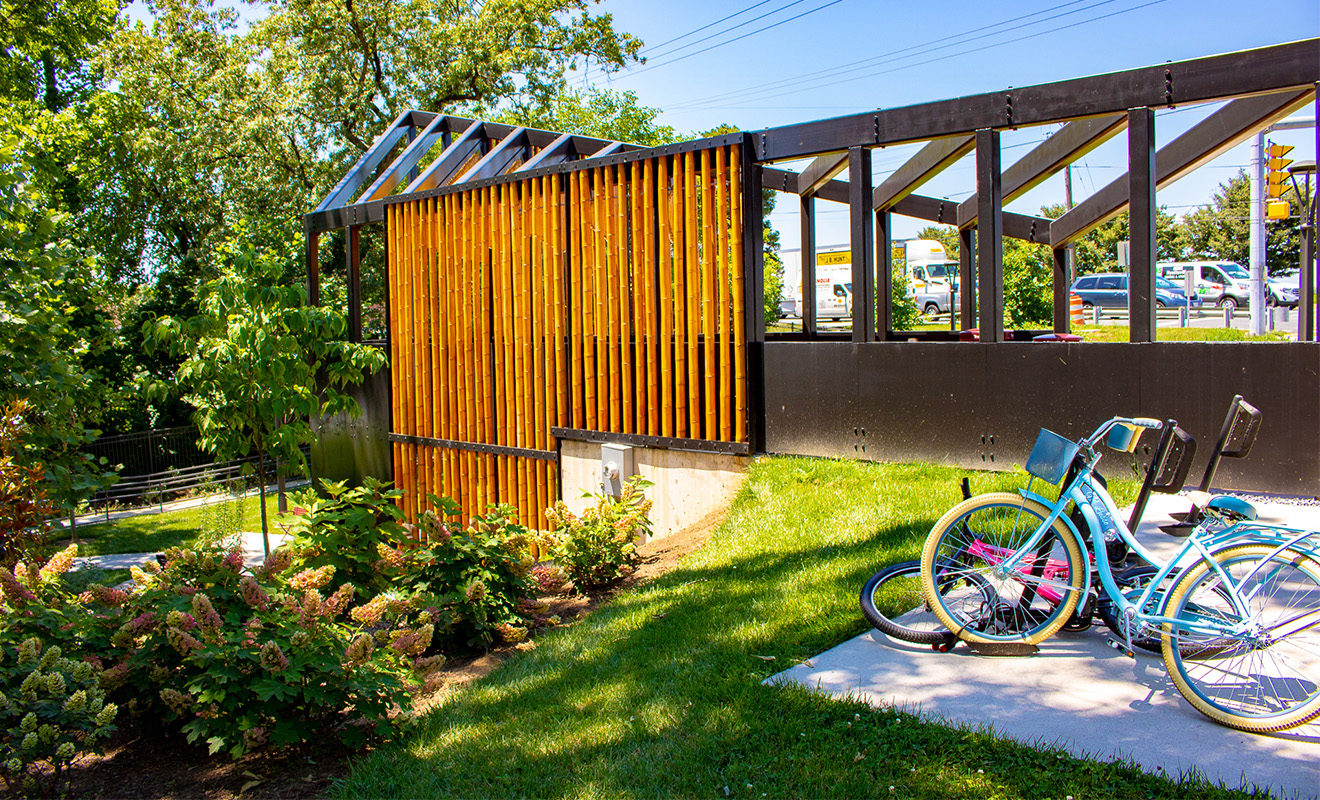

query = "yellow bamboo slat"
[519,182,534,450]
[420,200,433,444]
[532,177,548,450]
[386,207,400,437]
[684,151,701,439]
[567,173,583,429]
[657,157,674,439]
[641,159,658,437]
[552,173,568,430]
[627,161,645,434]
[594,167,612,433]
[502,183,518,450]
[510,183,525,449]
[701,149,717,440]
[430,197,442,442]
[581,172,597,430]
[616,167,633,434]
[672,156,688,438]
[730,145,747,444]
[716,148,732,441]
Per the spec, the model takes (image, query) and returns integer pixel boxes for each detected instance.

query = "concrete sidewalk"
[768,494,1320,799]
[73,530,291,573]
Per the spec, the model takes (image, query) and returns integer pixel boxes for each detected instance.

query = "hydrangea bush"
[281,477,407,599]
[544,476,653,591]
[85,545,437,757]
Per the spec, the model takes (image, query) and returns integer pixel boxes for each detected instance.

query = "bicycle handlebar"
[1082,416,1163,449]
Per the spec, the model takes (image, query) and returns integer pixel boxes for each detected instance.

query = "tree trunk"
[255,451,270,557]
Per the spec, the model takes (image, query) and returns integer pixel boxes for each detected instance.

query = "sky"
[573,0,1319,282]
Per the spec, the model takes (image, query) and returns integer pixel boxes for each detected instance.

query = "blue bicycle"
[918,416,1320,733]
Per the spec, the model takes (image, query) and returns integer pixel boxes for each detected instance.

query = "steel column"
[1128,108,1157,343]
[742,138,766,452]
[348,225,362,343]
[959,227,975,330]
[306,230,320,307]
[975,129,1003,342]
[1053,246,1070,333]
[800,193,817,336]
[848,147,876,342]
[876,209,892,338]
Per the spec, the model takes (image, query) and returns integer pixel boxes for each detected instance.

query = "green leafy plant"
[282,477,407,599]
[87,544,434,758]
[0,637,118,798]
[374,499,544,651]
[543,476,653,591]
[0,401,59,570]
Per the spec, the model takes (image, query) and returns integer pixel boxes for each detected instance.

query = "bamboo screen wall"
[386,143,745,528]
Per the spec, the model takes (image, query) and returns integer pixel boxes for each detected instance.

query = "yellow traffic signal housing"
[1266,199,1291,220]
[1265,141,1295,199]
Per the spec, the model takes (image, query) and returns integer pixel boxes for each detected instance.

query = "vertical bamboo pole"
[616,166,633,434]
[595,166,613,433]
[551,173,567,431]
[511,182,527,450]
[701,149,717,440]
[532,177,547,450]
[657,157,674,439]
[730,145,747,444]
[716,148,732,441]
[684,151,701,439]
[387,207,402,508]
[581,171,597,431]
[628,160,645,434]
[402,201,416,518]
[642,158,659,437]
[672,156,688,438]
[568,172,583,429]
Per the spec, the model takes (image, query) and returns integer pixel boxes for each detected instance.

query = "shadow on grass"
[333,458,1236,799]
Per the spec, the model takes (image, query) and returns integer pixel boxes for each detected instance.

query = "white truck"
[795,241,960,322]
[903,240,960,317]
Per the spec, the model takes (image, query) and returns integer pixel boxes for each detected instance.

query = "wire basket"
[1025,428,1079,485]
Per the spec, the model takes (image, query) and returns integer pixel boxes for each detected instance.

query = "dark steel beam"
[891,193,1049,243]
[849,147,875,343]
[315,110,415,212]
[800,193,817,336]
[404,123,488,193]
[1052,88,1313,245]
[306,230,320,307]
[755,39,1319,161]
[457,127,531,183]
[355,114,468,204]
[1052,247,1069,334]
[876,210,892,339]
[798,152,849,197]
[956,114,1126,227]
[976,129,1003,342]
[741,139,766,453]
[348,225,361,343]
[873,135,974,211]
[959,228,975,329]
[516,132,573,172]
[1129,108,1157,343]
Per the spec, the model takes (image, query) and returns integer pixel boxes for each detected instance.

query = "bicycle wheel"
[1098,566,1233,657]
[920,493,1085,645]
[1161,544,1320,733]
[860,560,993,646]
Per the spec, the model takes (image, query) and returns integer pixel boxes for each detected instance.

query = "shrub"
[544,476,653,591]
[374,500,543,651]
[282,477,407,599]
[0,545,85,648]
[0,401,59,571]
[0,637,118,797]
[87,544,434,758]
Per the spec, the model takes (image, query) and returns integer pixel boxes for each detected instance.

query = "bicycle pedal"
[1105,638,1135,658]
[966,641,1039,657]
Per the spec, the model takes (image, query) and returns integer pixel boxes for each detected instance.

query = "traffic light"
[1265,141,1294,199]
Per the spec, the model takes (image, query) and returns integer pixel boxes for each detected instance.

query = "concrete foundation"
[558,440,748,541]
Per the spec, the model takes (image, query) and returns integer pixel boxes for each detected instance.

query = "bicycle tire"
[920,492,1085,645]
[860,560,992,646]
[1161,544,1320,733]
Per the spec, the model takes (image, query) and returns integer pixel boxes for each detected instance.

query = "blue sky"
[578,0,1319,275]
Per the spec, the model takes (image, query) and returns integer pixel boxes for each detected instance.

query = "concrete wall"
[559,440,748,541]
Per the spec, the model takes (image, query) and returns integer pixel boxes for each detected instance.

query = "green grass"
[56,494,267,556]
[1073,325,1290,343]
[333,457,1244,799]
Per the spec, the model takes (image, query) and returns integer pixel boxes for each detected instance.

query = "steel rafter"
[872,135,974,211]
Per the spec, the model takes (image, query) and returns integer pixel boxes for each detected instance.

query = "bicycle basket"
[1026,428,1079,485]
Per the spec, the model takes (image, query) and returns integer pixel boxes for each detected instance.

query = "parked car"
[1267,272,1299,308]
[1070,273,1202,309]
[1157,261,1250,310]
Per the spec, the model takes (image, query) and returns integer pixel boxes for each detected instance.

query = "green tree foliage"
[1176,170,1301,275]
[1002,242,1053,328]
[145,229,386,550]
[490,86,678,146]
[1039,204,1179,276]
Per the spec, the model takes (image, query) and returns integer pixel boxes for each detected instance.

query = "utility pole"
[1250,133,1265,336]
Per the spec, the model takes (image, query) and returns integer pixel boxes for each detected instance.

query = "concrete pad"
[768,495,1320,799]
[73,531,291,573]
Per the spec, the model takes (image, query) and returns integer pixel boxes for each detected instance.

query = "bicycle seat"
[1203,495,1257,524]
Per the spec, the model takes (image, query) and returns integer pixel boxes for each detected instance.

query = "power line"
[674,0,1106,108]
[639,0,782,54]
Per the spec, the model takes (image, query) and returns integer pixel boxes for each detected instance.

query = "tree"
[1002,242,1053,327]
[145,228,386,552]
[1038,204,1180,276]
[0,138,116,533]
[489,86,678,146]
[1177,170,1300,275]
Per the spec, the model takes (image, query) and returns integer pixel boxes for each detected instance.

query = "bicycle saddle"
[1203,495,1257,524]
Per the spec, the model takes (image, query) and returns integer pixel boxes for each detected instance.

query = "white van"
[1157,261,1251,310]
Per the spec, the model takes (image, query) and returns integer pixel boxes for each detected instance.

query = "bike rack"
[1127,420,1197,531]
[1162,395,1262,535]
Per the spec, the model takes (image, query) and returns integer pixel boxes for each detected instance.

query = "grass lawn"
[334,457,1245,799]
[57,494,268,556]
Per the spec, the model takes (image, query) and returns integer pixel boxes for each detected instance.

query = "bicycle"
[917,416,1320,732]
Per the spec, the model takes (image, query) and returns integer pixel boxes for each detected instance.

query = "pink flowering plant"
[85,544,437,758]
[373,499,544,650]
[281,477,407,599]
[544,476,653,591]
